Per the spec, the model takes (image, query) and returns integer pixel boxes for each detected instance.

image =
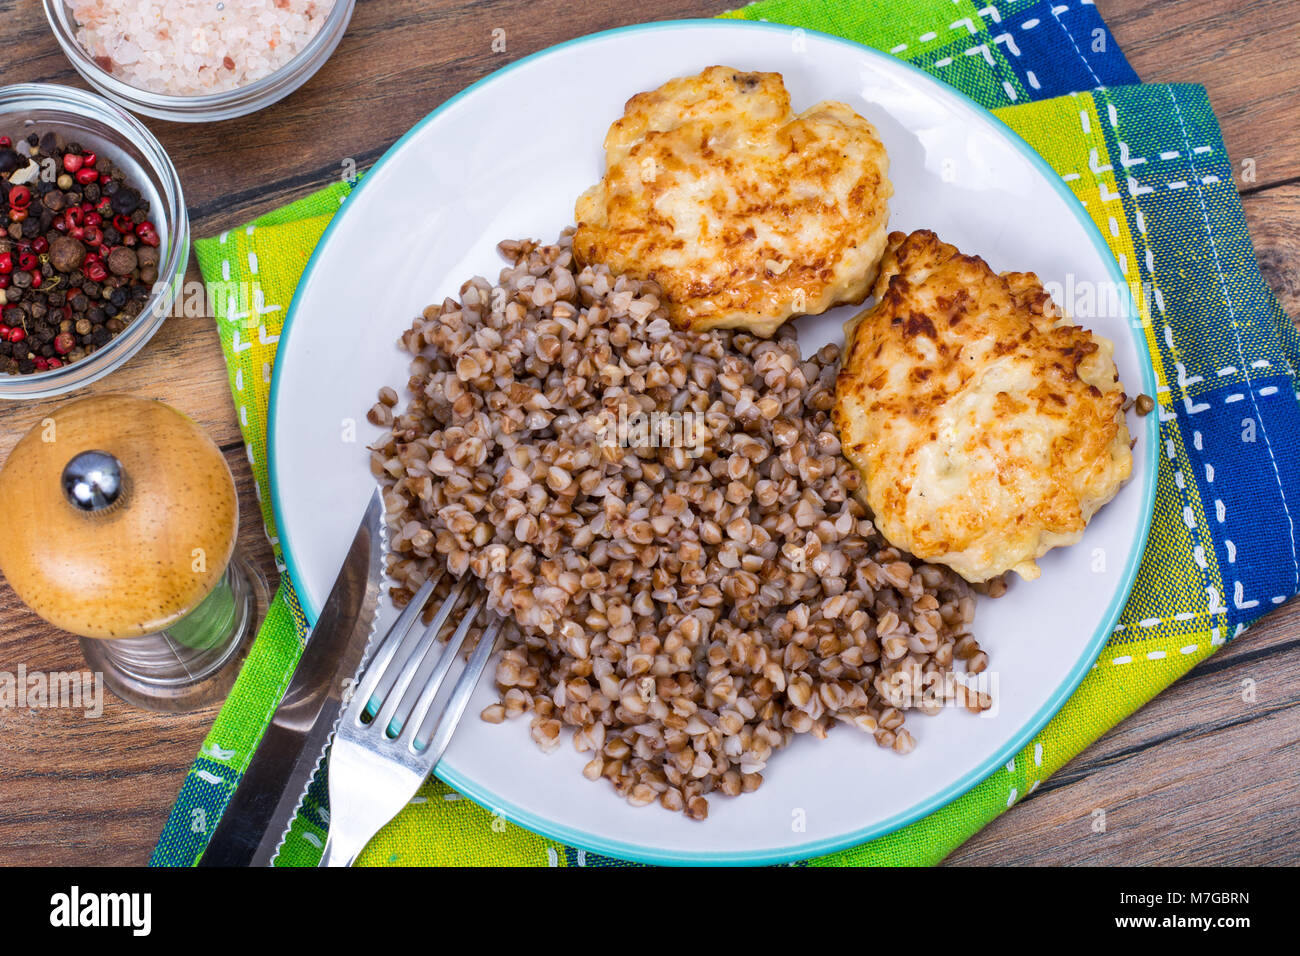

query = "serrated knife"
[199,489,385,867]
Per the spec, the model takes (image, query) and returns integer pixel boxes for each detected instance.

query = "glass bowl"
[0,84,188,401]
[43,0,356,123]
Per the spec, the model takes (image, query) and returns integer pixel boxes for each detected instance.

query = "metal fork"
[318,573,504,867]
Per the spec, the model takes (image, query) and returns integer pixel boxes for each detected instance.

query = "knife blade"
[199,488,386,867]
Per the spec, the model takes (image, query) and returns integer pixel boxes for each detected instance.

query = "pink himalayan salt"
[69,0,336,96]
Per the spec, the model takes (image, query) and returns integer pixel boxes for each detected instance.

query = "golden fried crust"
[573,66,893,337]
[833,230,1134,582]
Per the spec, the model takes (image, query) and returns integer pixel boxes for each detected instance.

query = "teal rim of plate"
[267,17,1160,867]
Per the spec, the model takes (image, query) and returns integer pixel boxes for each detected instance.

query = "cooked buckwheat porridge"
[368,230,994,819]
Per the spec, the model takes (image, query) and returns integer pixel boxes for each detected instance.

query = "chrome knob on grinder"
[61,449,125,512]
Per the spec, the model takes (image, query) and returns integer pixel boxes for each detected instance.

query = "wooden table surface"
[0,0,1296,866]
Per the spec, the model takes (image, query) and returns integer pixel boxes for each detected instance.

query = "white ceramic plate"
[269,20,1158,865]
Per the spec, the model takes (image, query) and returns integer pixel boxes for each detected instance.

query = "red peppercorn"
[0,136,10,147]
[84,211,102,229]
[29,272,41,289]
[113,214,135,234]
[18,252,38,271]
[62,153,84,173]
[33,357,47,371]
[75,167,99,185]
[0,252,11,274]
[46,358,62,369]
[70,227,85,240]
[31,236,48,254]
[96,198,113,217]
[83,151,97,167]
[0,275,8,290]
[54,333,75,354]
[65,207,85,227]
[99,173,110,184]
[84,261,108,283]
[83,226,103,246]
[9,327,26,344]
[82,201,95,212]
[7,185,30,208]
[98,244,111,259]
[136,222,160,247]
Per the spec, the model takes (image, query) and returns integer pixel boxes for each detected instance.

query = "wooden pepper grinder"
[0,394,266,711]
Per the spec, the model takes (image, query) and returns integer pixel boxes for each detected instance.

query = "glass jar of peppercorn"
[0,83,188,401]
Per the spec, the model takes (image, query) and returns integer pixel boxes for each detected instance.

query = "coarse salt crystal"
[69,0,335,96]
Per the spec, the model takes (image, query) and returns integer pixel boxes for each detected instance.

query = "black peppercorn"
[111,189,140,216]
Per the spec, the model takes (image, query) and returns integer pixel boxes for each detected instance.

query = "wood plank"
[1097,0,1300,191]
[1243,185,1300,321]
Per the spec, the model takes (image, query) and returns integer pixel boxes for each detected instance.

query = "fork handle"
[319,833,358,867]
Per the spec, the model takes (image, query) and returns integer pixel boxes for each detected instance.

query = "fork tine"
[399,595,485,745]
[365,575,468,718]
[351,573,440,717]
[413,612,505,761]
[390,593,485,739]
[373,577,471,732]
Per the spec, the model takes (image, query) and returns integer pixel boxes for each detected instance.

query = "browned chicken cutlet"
[833,229,1134,582]
[574,66,893,337]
